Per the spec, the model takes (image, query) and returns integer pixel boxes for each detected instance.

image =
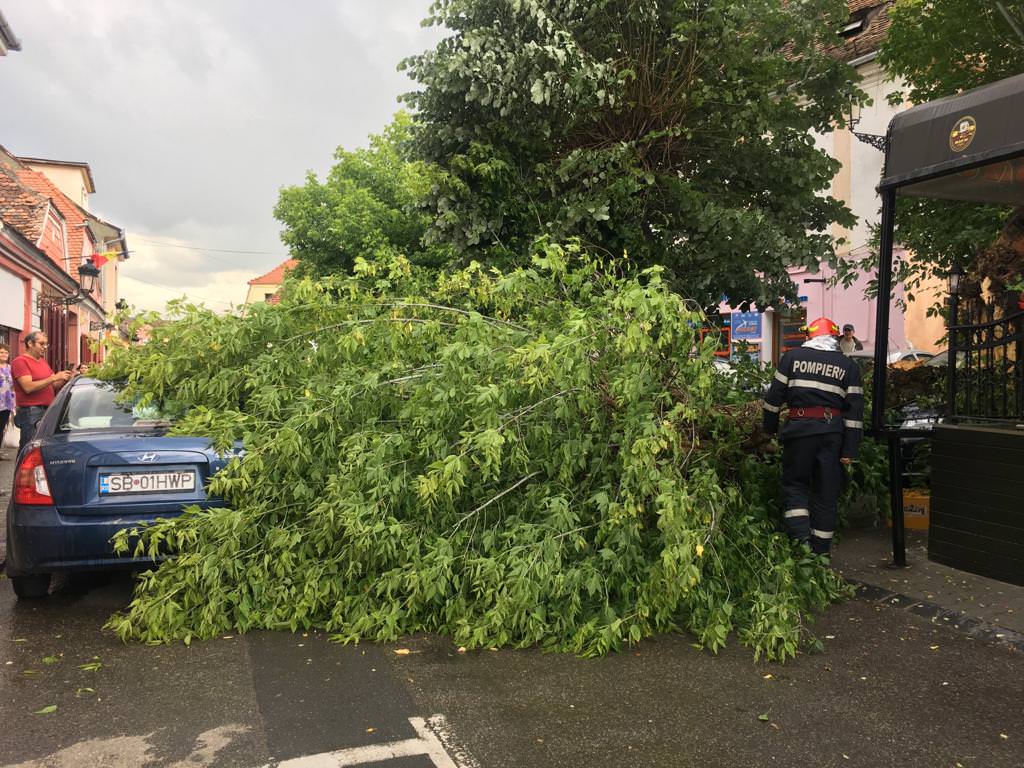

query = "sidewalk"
[0,453,13,560]
[832,525,1024,651]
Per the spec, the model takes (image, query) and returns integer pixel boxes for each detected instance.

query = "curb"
[848,578,1024,653]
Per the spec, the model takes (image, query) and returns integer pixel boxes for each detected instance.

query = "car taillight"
[14,447,54,505]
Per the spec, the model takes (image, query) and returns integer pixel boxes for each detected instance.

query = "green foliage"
[274,113,453,276]
[880,0,1024,106]
[99,246,847,660]
[840,436,889,518]
[400,0,862,309]
[867,0,1022,294]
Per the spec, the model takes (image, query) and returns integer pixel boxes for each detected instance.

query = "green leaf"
[530,79,546,104]
[93,246,850,662]
[34,705,57,715]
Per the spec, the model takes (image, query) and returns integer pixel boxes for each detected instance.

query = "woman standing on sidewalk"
[0,343,15,460]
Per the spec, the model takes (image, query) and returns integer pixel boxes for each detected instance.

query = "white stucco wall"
[794,57,919,355]
[24,163,91,210]
[847,59,903,254]
[0,266,26,330]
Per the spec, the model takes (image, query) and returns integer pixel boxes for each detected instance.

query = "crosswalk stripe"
[276,716,465,768]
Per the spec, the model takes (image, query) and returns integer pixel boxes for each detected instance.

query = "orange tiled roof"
[0,164,50,242]
[248,258,298,286]
[784,1,894,65]
[827,1,894,64]
[15,166,90,277]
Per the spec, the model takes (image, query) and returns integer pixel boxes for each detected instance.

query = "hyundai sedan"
[4,377,234,599]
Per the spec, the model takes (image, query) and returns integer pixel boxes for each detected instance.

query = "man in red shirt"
[12,331,71,455]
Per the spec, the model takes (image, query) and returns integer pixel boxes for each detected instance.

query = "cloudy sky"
[1,0,443,312]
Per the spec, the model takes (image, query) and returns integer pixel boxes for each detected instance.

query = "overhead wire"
[133,236,288,256]
[118,272,238,308]
[120,236,290,306]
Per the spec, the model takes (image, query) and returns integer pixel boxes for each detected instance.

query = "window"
[57,381,183,431]
[840,12,868,37]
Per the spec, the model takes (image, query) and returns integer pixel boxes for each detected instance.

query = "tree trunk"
[975,205,1024,294]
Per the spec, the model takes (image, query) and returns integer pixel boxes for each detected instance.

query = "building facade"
[0,147,127,368]
[245,259,298,306]
[719,1,946,365]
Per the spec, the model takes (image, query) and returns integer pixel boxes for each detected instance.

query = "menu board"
[779,309,807,358]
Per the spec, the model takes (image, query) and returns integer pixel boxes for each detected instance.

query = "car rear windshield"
[57,382,180,432]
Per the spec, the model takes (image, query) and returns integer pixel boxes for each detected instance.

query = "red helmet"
[804,316,840,339]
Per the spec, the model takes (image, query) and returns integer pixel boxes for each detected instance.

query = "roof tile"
[15,167,90,277]
[827,1,894,64]
[0,164,50,243]
[248,258,298,286]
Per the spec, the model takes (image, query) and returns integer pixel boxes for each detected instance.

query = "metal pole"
[872,190,897,432]
[889,433,906,567]
[947,291,959,420]
[874,189,905,567]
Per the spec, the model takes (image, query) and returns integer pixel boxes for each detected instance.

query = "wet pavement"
[1,454,1023,767]
[832,526,1024,642]
[0,567,1022,766]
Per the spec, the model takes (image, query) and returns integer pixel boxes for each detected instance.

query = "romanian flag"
[89,250,118,268]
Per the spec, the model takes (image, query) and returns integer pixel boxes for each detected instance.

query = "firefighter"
[762,316,864,556]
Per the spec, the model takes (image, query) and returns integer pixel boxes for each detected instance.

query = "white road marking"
[276,715,474,768]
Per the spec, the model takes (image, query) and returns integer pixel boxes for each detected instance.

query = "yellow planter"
[890,490,930,530]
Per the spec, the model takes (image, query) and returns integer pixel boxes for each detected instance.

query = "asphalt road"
[0,570,1022,768]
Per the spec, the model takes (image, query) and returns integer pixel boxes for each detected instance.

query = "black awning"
[879,72,1024,204]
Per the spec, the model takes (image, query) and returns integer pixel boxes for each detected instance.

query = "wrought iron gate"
[947,305,1024,422]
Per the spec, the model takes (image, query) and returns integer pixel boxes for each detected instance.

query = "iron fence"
[947,306,1024,421]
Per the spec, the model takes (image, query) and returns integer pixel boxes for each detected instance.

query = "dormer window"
[840,11,868,38]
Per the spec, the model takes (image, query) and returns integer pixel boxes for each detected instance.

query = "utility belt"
[786,406,837,423]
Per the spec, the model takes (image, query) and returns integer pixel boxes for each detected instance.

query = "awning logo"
[950,116,977,152]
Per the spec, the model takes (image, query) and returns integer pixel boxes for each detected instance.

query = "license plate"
[99,471,196,495]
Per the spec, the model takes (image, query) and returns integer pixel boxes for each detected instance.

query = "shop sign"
[731,312,762,340]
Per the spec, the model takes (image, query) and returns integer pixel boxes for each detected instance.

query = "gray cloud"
[1,0,443,310]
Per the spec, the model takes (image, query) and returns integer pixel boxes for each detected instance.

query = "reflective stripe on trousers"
[780,432,843,555]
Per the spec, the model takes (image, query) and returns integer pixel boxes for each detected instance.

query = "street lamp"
[947,261,964,298]
[849,99,889,151]
[37,260,102,309]
[77,261,100,293]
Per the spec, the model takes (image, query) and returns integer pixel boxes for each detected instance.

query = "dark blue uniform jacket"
[762,345,864,459]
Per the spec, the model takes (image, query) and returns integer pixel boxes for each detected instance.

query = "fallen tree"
[102,245,847,660]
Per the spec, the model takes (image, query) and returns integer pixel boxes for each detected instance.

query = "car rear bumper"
[5,503,210,575]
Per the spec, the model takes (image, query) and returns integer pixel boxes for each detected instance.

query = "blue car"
[5,377,233,599]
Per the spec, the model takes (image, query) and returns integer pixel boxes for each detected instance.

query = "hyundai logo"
[138,452,159,463]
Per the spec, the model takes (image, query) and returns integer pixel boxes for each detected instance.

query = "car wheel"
[11,573,52,599]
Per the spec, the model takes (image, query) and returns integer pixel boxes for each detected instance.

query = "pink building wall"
[787,253,908,356]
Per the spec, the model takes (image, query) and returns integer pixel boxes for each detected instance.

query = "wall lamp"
[37,261,101,309]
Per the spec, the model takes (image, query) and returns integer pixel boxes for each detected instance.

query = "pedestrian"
[11,331,72,456]
[839,323,864,354]
[0,343,15,460]
[762,317,864,556]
